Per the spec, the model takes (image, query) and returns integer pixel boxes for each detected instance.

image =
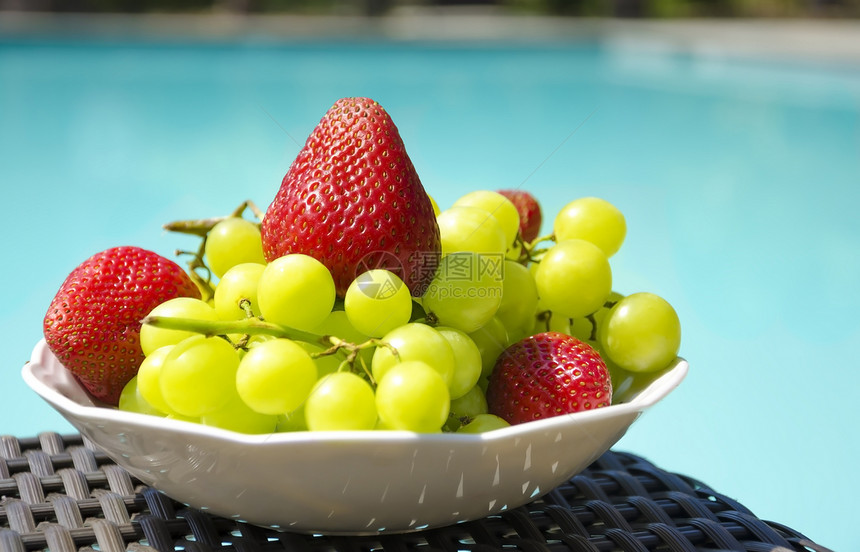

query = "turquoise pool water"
[1,27,858,550]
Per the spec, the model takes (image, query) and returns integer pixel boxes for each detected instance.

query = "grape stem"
[229,299,259,349]
[176,246,215,302]
[141,314,398,384]
[142,315,322,343]
[516,232,556,264]
[312,335,397,387]
[238,298,256,319]
[163,200,264,236]
[162,200,265,303]
[535,310,551,332]
[585,313,598,341]
[536,310,573,335]
[579,300,619,341]
[319,336,398,385]
[528,233,556,248]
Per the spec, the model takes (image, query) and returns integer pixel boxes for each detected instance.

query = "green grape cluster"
[122,191,681,435]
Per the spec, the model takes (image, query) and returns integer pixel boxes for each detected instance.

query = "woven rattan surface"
[0,433,831,552]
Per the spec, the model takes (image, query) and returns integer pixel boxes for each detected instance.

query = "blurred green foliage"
[33,0,211,12]
[6,0,859,17]
[510,0,859,16]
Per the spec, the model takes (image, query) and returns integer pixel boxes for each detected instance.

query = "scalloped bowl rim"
[23,339,687,444]
[22,338,688,534]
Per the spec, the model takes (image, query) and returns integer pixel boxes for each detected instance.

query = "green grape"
[344,269,412,338]
[205,217,266,279]
[534,239,612,318]
[236,334,279,361]
[239,333,275,354]
[236,338,317,415]
[468,317,509,382]
[428,193,441,216]
[202,393,279,434]
[457,414,510,433]
[305,372,377,431]
[603,355,636,404]
[298,341,342,379]
[496,260,539,342]
[313,310,374,370]
[448,384,488,430]
[140,297,218,356]
[569,291,625,343]
[136,345,176,415]
[375,361,450,433]
[435,326,482,400]
[598,291,625,320]
[598,292,681,373]
[159,335,240,417]
[452,190,520,250]
[610,362,673,404]
[528,257,540,280]
[277,407,308,432]
[257,254,336,332]
[548,313,572,334]
[532,311,572,336]
[165,412,200,424]
[422,252,504,333]
[118,376,164,416]
[554,197,626,258]
[213,262,266,320]
[569,317,594,342]
[375,417,396,430]
[436,206,507,256]
[371,323,455,387]
[314,309,370,342]
[505,241,524,262]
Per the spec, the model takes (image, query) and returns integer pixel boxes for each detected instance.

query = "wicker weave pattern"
[0,433,831,552]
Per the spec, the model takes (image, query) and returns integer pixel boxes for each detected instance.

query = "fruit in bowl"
[42,246,202,405]
[26,96,686,533]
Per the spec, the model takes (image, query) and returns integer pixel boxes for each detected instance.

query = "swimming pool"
[1,16,857,550]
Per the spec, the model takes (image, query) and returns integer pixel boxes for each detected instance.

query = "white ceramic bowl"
[23,338,687,535]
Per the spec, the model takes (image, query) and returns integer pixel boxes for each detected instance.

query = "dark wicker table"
[0,432,831,552]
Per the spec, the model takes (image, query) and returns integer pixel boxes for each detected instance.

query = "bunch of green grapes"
[121,191,681,434]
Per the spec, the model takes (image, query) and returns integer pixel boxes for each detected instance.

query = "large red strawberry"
[497,189,542,243]
[486,332,612,425]
[43,246,200,405]
[261,97,441,297]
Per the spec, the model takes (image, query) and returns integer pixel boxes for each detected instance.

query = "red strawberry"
[43,246,200,405]
[261,97,441,297]
[486,331,612,425]
[497,189,542,243]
